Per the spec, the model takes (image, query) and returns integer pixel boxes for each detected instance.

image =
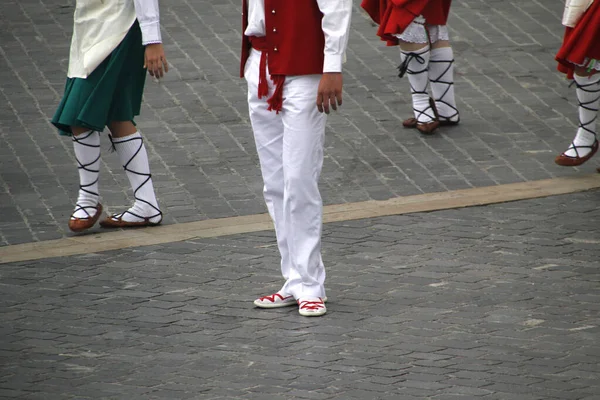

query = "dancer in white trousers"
[241,0,352,316]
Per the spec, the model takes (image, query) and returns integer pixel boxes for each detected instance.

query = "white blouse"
[68,0,162,79]
[244,0,352,73]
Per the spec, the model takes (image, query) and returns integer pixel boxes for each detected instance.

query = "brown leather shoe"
[404,116,459,128]
[416,120,440,135]
[68,203,103,232]
[555,140,598,167]
[402,117,419,128]
[403,118,441,134]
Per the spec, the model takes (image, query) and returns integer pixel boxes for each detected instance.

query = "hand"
[316,72,343,114]
[144,43,169,79]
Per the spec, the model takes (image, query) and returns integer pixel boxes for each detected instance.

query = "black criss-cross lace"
[398,50,436,123]
[564,78,600,159]
[429,56,459,122]
[72,131,100,219]
[109,135,162,223]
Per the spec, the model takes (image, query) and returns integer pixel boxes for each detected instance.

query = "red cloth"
[361,0,452,46]
[240,0,325,78]
[248,36,285,113]
[556,1,600,79]
[240,0,326,112]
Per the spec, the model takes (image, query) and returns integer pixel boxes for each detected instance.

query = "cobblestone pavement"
[2,1,600,398]
[1,191,600,399]
[1,0,597,244]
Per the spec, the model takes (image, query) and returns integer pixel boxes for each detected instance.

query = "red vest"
[361,0,452,46]
[240,0,326,78]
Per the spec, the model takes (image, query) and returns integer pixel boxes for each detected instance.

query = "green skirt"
[52,21,146,136]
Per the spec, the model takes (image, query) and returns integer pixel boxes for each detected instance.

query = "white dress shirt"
[244,0,352,73]
[68,0,161,79]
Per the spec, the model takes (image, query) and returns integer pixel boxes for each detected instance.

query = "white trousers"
[244,49,327,300]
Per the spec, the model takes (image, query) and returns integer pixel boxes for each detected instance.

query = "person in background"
[362,0,459,135]
[241,0,352,317]
[52,0,168,232]
[555,0,600,167]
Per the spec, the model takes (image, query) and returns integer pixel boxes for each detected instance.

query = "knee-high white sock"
[429,46,459,121]
[400,45,434,123]
[564,74,600,157]
[111,132,161,223]
[72,130,100,218]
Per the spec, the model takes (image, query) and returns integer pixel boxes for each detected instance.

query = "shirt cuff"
[140,20,162,45]
[323,54,343,73]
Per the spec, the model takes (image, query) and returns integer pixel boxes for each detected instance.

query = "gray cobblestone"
[2,192,600,398]
[2,0,600,398]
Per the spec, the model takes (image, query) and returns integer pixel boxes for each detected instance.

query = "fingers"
[316,93,324,113]
[145,52,168,79]
[317,90,342,114]
[163,56,169,73]
[329,93,337,112]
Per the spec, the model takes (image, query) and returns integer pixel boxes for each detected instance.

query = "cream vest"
[67,0,137,78]
[562,0,594,27]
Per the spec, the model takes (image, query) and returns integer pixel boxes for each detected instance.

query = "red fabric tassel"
[248,36,286,113]
[267,75,285,113]
[257,51,269,99]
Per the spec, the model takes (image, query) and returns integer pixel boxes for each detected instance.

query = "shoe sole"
[299,308,327,317]
[253,300,296,309]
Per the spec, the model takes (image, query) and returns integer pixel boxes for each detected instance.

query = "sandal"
[99,209,163,228]
[402,98,440,135]
[69,203,103,232]
[555,140,599,167]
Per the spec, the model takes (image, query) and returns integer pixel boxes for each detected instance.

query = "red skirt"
[556,0,600,79]
[361,0,451,46]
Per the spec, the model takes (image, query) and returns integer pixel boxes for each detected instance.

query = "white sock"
[564,74,600,157]
[111,132,161,223]
[429,46,459,121]
[72,130,100,219]
[400,45,434,123]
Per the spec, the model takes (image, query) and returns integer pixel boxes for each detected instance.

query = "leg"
[69,126,103,232]
[279,73,327,313]
[101,120,162,226]
[555,69,600,166]
[397,18,438,134]
[429,31,460,124]
[245,50,296,309]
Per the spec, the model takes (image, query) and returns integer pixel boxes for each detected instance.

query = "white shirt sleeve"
[133,0,162,45]
[316,0,352,73]
[245,0,267,37]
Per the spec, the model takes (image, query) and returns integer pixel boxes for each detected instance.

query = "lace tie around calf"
[72,130,100,218]
[428,53,459,121]
[109,133,162,223]
[398,48,436,123]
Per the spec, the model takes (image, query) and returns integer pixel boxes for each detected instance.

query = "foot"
[402,98,441,134]
[99,209,162,228]
[254,293,296,308]
[555,140,599,167]
[402,118,440,133]
[69,203,103,232]
[298,297,327,317]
